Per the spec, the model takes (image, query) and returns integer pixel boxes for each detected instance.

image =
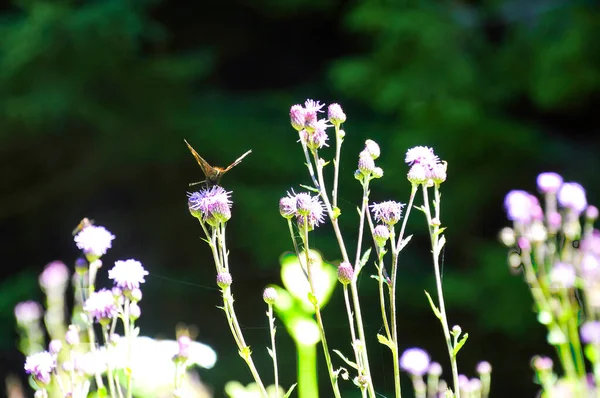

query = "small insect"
[184,139,252,187]
[72,217,94,235]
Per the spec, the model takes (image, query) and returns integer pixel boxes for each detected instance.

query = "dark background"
[1,0,599,396]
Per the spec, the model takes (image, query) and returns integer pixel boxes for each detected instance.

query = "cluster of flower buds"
[279,191,326,231]
[405,146,447,186]
[503,173,600,395]
[188,186,233,227]
[355,140,383,182]
[289,100,347,151]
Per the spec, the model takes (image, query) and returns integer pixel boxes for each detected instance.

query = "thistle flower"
[428,362,442,376]
[370,201,405,225]
[580,321,600,344]
[39,261,69,293]
[303,99,325,131]
[14,301,43,325]
[337,262,354,285]
[431,162,447,184]
[129,302,141,320]
[532,356,553,371]
[74,225,115,258]
[217,272,233,288]
[558,182,587,215]
[328,103,346,125]
[263,287,278,305]
[290,104,305,131]
[24,351,55,385]
[405,146,439,168]
[504,190,537,223]
[300,121,331,150]
[187,186,233,226]
[364,140,380,159]
[65,325,80,346]
[84,289,118,323]
[373,225,390,247]
[537,172,563,194]
[49,340,62,355]
[407,163,429,185]
[279,196,297,219]
[108,259,148,291]
[295,192,314,216]
[286,191,325,230]
[400,347,430,377]
[476,361,492,374]
[587,206,599,221]
[358,152,376,176]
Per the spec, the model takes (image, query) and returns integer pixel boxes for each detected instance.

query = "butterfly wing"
[184,139,215,180]
[221,150,252,173]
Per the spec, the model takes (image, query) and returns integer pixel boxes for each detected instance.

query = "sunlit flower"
[74,225,115,257]
[109,259,148,291]
[364,140,380,159]
[217,272,232,288]
[39,261,69,293]
[279,196,297,219]
[14,301,43,325]
[290,104,305,131]
[24,351,55,385]
[373,225,390,247]
[476,361,492,374]
[370,201,404,225]
[504,190,537,223]
[337,262,354,285]
[358,152,376,175]
[400,347,430,376]
[405,146,439,168]
[581,321,600,344]
[428,362,442,376]
[537,172,563,194]
[263,287,278,305]
[187,186,232,226]
[558,182,587,214]
[328,103,346,125]
[84,289,118,323]
[550,262,576,288]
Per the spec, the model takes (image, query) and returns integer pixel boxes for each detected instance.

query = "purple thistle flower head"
[65,325,80,346]
[49,339,62,355]
[550,262,576,288]
[537,172,563,194]
[358,152,376,176]
[279,196,297,219]
[476,361,492,374]
[24,351,55,385]
[337,262,354,285]
[263,287,278,305]
[400,347,430,377]
[370,201,405,225]
[428,362,442,376]
[581,321,600,344]
[373,225,390,247]
[216,272,232,288]
[558,182,587,215]
[303,99,325,131]
[290,104,305,131]
[328,103,346,125]
[407,163,429,185]
[39,261,69,293]
[187,186,233,226]
[300,120,331,150]
[587,206,599,220]
[405,146,439,168]
[504,190,537,223]
[295,192,314,216]
[109,259,148,291]
[364,140,380,160]
[84,289,118,323]
[431,162,447,184]
[14,301,43,325]
[74,225,115,258]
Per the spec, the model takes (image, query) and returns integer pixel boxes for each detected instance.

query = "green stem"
[297,342,319,398]
[103,326,119,398]
[268,304,280,397]
[84,263,105,392]
[421,185,459,397]
[301,220,342,398]
[332,124,342,209]
[124,299,133,398]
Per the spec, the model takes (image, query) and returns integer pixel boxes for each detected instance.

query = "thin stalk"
[312,150,376,398]
[301,219,342,398]
[267,304,280,397]
[332,124,342,209]
[343,285,361,369]
[83,264,105,392]
[421,185,459,397]
[124,299,133,398]
[103,326,119,398]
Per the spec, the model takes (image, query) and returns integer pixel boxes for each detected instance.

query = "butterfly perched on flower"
[72,217,94,236]
[184,139,252,187]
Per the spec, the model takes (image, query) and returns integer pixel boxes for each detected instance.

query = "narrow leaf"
[267,347,274,359]
[299,184,319,193]
[424,290,442,319]
[377,333,394,349]
[333,349,358,370]
[398,235,413,251]
[333,206,342,219]
[453,333,469,356]
[283,384,298,398]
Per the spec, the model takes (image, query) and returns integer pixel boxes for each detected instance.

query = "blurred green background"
[1,0,599,396]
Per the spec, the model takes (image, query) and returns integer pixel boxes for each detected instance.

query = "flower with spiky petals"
[328,103,346,125]
[24,351,55,386]
[187,186,233,226]
[558,182,587,215]
[405,146,439,168]
[358,152,376,176]
[300,119,331,150]
[373,225,390,247]
[290,104,305,131]
[400,348,430,377]
[292,194,325,230]
[74,225,115,258]
[109,259,148,291]
[84,289,117,324]
[295,192,314,216]
[303,99,325,131]
[371,201,405,225]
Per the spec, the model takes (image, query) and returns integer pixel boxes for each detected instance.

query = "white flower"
[74,226,115,257]
[109,259,149,290]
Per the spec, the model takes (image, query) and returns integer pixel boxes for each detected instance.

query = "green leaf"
[377,333,394,349]
[435,227,447,237]
[97,387,108,397]
[452,333,469,356]
[299,184,319,193]
[415,205,426,213]
[267,346,274,359]
[239,346,252,360]
[333,349,358,370]
[359,248,372,268]
[283,384,298,398]
[437,235,446,253]
[333,206,342,219]
[308,292,318,306]
[398,235,413,251]
[424,290,441,319]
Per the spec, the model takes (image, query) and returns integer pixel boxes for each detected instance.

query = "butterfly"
[184,139,252,187]
[72,217,94,236]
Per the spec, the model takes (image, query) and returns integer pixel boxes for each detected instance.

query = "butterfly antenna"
[189,180,206,187]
